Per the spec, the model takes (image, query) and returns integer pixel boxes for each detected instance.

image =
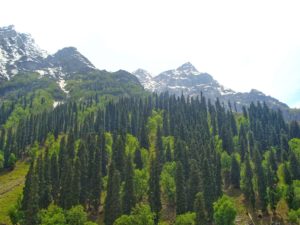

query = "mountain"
[133,62,299,119]
[132,68,155,91]
[0,25,96,80]
[0,25,144,101]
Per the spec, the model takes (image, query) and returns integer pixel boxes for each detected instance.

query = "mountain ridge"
[0,25,96,80]
[132,62,300,120]
[0,25,299,120]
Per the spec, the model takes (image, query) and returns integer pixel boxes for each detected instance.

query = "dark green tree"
[230,155,240,188]
[165,143,172,162]
[290,151,300,180]
[187,160,200,211]
[176,161,186,215]
[243,156,255,210]
[194,192,207,225]
[148,156,162,223]
[253,150,268,213]
[24,165,40,225]
[50,153,59,203]
[122,154,136,214]
[104,163,122,225]
[134,147,143,170]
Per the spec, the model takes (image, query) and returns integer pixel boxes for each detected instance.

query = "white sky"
[1,0,300,107]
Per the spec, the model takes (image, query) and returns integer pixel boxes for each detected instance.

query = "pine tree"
[24,164,40,225]
[134,147,143,169]
[0,128,5,151]
[215,152,223,199]
[140,122,149,149]
[58,136,67,181]
[112,135,126,180]
[59,159,74,209]
[268,184,279,214]
[165,143,172,162]
[66,132,75,161]
[243,156,255,210]
[4,128,13,168]
[78,141,88,207]
[230,155,240,188]
[122,154,136,214]
[290,151,300,180]
[254,150,268,213]
[41,149,52,209]
[202,158,214,220]
[283,163,292,185]
[50,153,59,203]
[194,192,207,225]
[37,154,45,208]
[187,160,200,211]
[176,161,186,215]
[155,127,165,170]
[21,161,34,211]
[285,184,295,210]
[91,139,102,213]
[71,158,81,206]
[148,156,162,223]
[104,163,121,225]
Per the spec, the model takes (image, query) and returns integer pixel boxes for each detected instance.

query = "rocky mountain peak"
[0,25,17,38]
[0,25,96,80]
[133,68,152,79]
[47,47,96,75]
[133,62,290,116]
[176,62,199,75]
[132,68,156,91]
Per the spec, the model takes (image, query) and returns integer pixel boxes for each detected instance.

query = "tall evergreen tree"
[112,135,126,180]
[104,162,122,225]
[24,164,40,225]
[290,151,300,180]
[134,147,143,170]
[165,143,172,162]
[122,154,136,214]
[78,141,88,207]
[283,163,292,185]
[41,149,52,209]
[71,158,81,206]
[50,153,59,203]
[148,156,162,223]
[176,161,186,215]
[254,150,268,213]
[194,192,207,225]
[155,127,165,170]
[91,140,102,213]
[230,155,240,188]
[243,156,255,210]
[187,160,200,211]
[202,158,214,220]
[59,159,74,209]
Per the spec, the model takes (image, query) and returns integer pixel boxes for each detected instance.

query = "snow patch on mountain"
[0,25,96,81]
[58,79,69,94]
[133,62,290,113]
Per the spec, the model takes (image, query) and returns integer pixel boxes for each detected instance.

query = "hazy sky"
[1,0,300,107]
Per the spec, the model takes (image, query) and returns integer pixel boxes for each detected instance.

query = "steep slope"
[0,25,47,81]
[132,68,156,91]
[0,25,145,101]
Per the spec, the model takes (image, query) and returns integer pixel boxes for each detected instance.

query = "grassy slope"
[226,188,289,225]
[0,161,30,225]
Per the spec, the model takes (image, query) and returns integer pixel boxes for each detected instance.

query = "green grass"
[0,161,30,225]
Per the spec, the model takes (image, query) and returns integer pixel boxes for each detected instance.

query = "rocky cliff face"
[133,62,294,117]
[0,25,96,80]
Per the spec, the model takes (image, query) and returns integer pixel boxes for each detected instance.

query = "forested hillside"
[1,91,300,225]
